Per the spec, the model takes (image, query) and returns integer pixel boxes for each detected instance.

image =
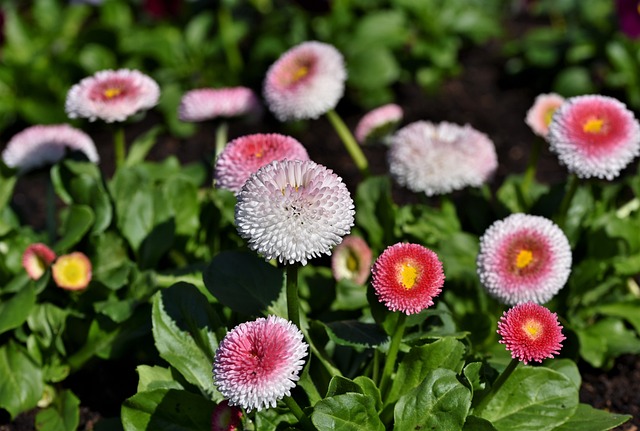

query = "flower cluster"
[388,121,498,196]
[22,244,92,291]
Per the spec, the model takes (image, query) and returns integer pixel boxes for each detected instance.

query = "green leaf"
[355,176,397,250]
[394,368,471,430]
[0,284,36,334]
[162,176,200,236]
[135,365,184,392]
[0,162,17,211]
[0,341,44,420]
[545,359,581,389]
[353,376,382,412]
[54,205,95,252]
[325,376,364,398]
[388,337,466,405]
[122,388,215,431]
[203,251,284,315]
[464,415,498,431]
[323,320,388,348]
[475,366,579,431]
[551,403,631,431]
[152,283,220,397]
[312,393,385,431]
[575,318,640,368]
[35,389,80,431]
[594,300,640,334]
[125,125,165,167]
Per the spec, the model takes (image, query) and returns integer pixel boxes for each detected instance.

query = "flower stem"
[286,264,301,329]
[282,396,316,431]
[473,357,519,415]
[46,173,56,243]
[379,313,407,397]
[556,174,579,229]
[521,138,542,199]
[114,126,126,168]
[214,121,229,159]
[326,109,370,177]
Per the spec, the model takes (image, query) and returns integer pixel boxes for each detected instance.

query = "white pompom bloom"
[2,124,99,173]
[235,159,355,265]
[263,41,346,121]
[213,316,308,412]
[477,213,572,305]
[178,87,262,122]
[548,94,640,180]
[65,69,160,123]
[388,121,498,196]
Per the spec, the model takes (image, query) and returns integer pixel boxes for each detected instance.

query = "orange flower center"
[523,319,542,340]
[103,87,122,99]
[515,249,534,269]
[583,117,604,134]
[399,261,418,289]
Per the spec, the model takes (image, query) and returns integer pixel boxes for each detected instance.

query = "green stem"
[474,358,519,415]
[46,173,56,243]
[521,138,542,199]
[379,313,407,397]
[282,396,316,431]
[114,126,126,168]
[214,121,229,159]
[556,174,579,230]
[286,264,301,329]
[326,109,370,177]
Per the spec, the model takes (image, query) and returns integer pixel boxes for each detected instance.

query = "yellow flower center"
[53,254,90,290]
[523,319,542,340]
[583,117,604,134]
[399,262,418,289]
[346,252,358,272]
[103,87,122,99]
[291,65,309,83]
[543,108,557,126]
[515,249,534,269]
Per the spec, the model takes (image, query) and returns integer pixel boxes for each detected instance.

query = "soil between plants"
[2,38,639,430]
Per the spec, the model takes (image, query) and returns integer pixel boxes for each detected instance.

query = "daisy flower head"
[235,159,355,266]
[2,124,99,174]
[211,400,243,431]
[22,243,56,280]
[548,94,640,180]
[51,252,92,291]
[65,69,160,123]
[178,86,262,123]
[497,302,566,364]
[388,121,498,196]
[263,41,346,121]
[371,243,445,315]
[355,103,403,145]
[331,235,373,285]
[477,213,572,305]
[215,133,310,194]
[525,93,565,138]
[213,315,308,412]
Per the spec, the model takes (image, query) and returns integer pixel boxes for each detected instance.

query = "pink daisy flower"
[371,243,445,315]
[525,93,565,138]
[22,243,57,280]
[65,69,160,123]
[214,133,310,194]
[263,41,346,121]
[178,87,262,122]
[51,252,92,291]
[331,235,373,285]
[211,400,243,431]
[355,103,403,144]
[213,315,308,412]
[477,213,572,305]
[388,121,498,196]
[2,124,99,173]
[235,159,355,266]
[497,302,566,364]
[548,95,640,180]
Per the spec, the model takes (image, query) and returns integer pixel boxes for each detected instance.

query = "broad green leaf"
[388,337,466,405]
[0,162,17,211]
[323,320,388,348]
[594,301,640,334]
[355,176,396,250]
[353,376,382,412]
[0,284,36,334]
[312,393,385,431]
[54,205,95,252]
[552,403,631,431]
[0,341,44,419]
[203,251,284,315]
[394,368,471,430]
[35,389,79,431]
[575,318,640,368]
[325,376,364,398]
[475,366,578,431]
[464,416,498,431]
[136,365,184,392]
[545,359,581,389]
[152,283,220,397]
[254,408,298,431]
[125,125,164,167]
[162,176,200,236]
[463,362,487,396]
[122,389,215,431]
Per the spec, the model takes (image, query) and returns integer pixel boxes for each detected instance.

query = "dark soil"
[2,35,639,431]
